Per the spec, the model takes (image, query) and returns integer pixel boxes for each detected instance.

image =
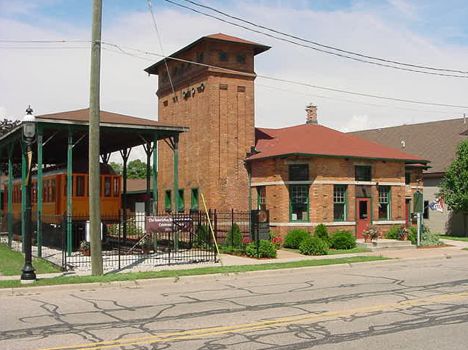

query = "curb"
[1,251,466,297]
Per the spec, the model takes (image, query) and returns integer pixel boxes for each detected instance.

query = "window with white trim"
[333,185,347,221]
[378,186,391,220]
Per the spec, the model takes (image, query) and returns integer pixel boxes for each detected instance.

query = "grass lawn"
[0,243,61,276]
[0,255,387,289]
[442,236,468,242]
[282,246,371,255]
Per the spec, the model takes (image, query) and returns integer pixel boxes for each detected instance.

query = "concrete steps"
[357,238,415,251]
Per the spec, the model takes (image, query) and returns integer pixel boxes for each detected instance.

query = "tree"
[109,162,122,175]
[128,159,151,179]
[440,140,468,234]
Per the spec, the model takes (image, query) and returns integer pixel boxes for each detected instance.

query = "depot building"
[144,33,428,238]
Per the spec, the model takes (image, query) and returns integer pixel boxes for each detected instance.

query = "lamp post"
[21,106,37,283]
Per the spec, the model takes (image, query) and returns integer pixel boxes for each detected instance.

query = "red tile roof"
[145,33,270,74]
[249,124,428,163]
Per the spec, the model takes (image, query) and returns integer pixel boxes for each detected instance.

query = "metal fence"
[1,209,251,272]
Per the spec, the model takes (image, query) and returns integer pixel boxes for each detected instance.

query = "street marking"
[40,290,468,350]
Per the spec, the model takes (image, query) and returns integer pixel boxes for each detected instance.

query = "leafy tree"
[440,140,468,233]
[128,159,152,179]
[109,162,122,175]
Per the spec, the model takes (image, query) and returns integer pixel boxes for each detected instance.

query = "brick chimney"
[305,103,318,125]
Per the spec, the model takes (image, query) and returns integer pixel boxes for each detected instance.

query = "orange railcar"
[6,164,121,222]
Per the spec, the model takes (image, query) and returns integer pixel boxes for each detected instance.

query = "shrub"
[330,230,356,250]
[408,226,417,244]
[363,225,380,241]
[420,231,443,247]
[284,229,310,249]
[224,223,243,248]
[299,236,329,256]
[245,240,277,258]
[385,225,401,240]
[314,224,329,242]
[194,225,210,248]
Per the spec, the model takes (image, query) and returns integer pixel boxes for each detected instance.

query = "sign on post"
[146,215,193,233]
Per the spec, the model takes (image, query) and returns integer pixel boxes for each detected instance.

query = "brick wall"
[156,41,257,212]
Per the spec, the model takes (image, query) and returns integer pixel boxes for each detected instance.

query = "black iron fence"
[1,209,251,272]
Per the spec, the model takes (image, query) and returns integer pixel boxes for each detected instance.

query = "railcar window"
[113,177,119,197]
[104,177,111,197]
[76,176,85,197]
[51,179,56,201]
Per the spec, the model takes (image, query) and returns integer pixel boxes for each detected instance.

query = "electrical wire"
[2,38,467,109]
[179,0,468,75]
[146,0,176,96]
[164,0,468,78]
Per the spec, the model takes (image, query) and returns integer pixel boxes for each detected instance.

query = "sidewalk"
[2,241,467,282]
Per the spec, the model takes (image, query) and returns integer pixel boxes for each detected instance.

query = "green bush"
[284,229,310,249]
[299,236,329,256]
[194,225,210,248]
[330,230,356,250]
[224,223,243,248]
[408,226,417,244]
[420,231,443,247]
[245,240,277,258]
[385,225,401,240]
[314,224,329,242]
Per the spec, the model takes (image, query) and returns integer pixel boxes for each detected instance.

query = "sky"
[1,0,467,160]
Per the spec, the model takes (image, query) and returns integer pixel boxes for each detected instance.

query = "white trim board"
[372,220,406,225]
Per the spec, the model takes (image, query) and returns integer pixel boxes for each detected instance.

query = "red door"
[356,198,370,238]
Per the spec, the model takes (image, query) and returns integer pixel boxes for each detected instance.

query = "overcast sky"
[1,0,467,144]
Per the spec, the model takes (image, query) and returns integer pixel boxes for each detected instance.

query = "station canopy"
[0,108,188,164]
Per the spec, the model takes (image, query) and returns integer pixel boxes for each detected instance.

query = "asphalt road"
[2,255,468,350]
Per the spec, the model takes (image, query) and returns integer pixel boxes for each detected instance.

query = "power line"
[179,0,468,75]
[2,38,467,109]
[164,0,468,79]
[146,0,176,96]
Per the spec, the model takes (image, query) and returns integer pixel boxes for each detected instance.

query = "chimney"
[305,103,318,125]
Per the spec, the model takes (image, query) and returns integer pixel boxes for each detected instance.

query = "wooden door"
[356,198,370,238]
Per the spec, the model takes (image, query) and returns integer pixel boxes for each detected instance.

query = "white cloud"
[1,1,467,162]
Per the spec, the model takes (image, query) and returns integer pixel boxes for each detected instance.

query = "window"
[423,200,429,219]
[257,186,266,210]
[113,177,120,197]
[333,185,347,221]
[191,188,199,210]
[236,53,246,64]
[76,176,85,197]
[289,164,309,181]
[290,185,309,222]
[355,165,372,181]
[177,189,184,212]
[104,177,111,197]
[378,186,391,220]
[50,179,56,201]
[405,172,411,185]
[218,51,228,61]
[165,190,172,212]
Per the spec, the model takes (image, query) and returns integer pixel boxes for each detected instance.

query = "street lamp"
[21,105,37,283]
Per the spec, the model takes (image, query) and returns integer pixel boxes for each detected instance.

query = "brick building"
[145,34,428,237]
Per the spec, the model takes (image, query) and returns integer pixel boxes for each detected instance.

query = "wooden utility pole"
[89,0,103,275]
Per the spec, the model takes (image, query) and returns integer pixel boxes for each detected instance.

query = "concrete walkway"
[2,240,468,282]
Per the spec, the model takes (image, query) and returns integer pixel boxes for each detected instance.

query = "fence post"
[62,215,67,270]
[118,212,122,271]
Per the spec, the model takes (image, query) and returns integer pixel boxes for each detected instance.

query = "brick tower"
[145,34,270,211]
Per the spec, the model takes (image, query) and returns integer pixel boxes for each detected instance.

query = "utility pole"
[89,0,103,275]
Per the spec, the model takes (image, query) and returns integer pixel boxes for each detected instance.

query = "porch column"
[119,148,131,241]
[66,130,73,256]
[36,125,43,257]
[152,135,158,214]
[7,145,13,247]
[21,140,26,251]
[145,141,151,216]
[173,135,179,252]
[173,135,179,212]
